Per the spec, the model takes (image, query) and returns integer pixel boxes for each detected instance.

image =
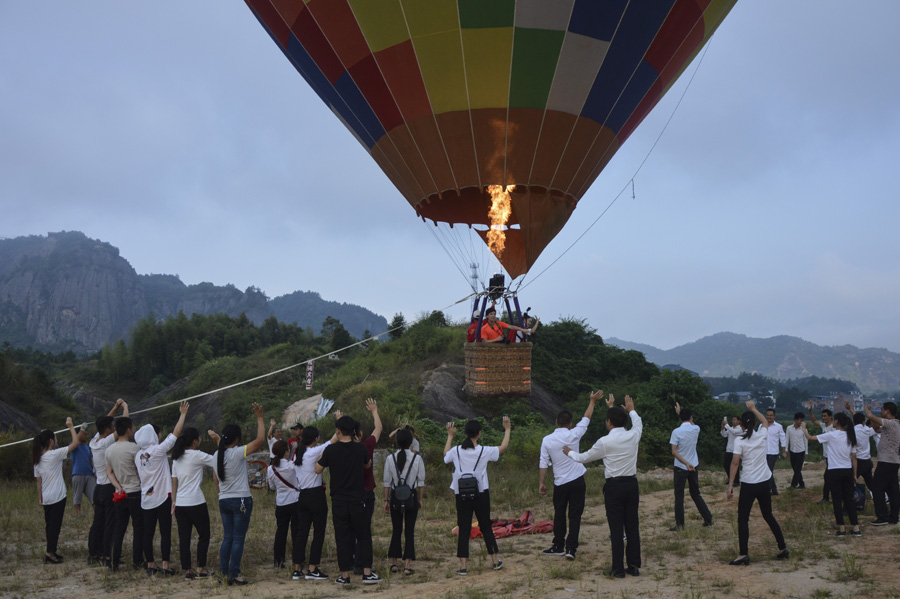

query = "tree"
[389,313,406,340]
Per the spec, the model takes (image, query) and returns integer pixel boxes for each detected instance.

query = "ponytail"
[217,424,242,482]
[270,440,288,466]
[834,413,857,446]
[294,426,320,467]
[32,430,55,466]
[462,420,481,450]
[172,427,200,462]
[740,412,755,440]
[395,428,412,473]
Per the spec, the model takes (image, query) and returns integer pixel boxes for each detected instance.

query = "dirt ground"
[3,465,898,599]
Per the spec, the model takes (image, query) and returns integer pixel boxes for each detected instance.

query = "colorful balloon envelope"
[245,0,737,279]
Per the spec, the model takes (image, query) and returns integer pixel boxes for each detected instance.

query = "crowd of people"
[29,390,900,585]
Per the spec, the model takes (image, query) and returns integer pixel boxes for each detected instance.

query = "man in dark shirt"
[316,416,381,585]
[353,398,382,575]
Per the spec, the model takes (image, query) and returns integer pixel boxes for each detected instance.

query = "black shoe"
[334,575,351,585]
[771,490,779,496]
[851,529,862,537]
[228,577,249,586]
[776,548,790,560]
[729,556,750,566]
[542,546,565,556]
[492,560,503,571]
[703,520,714,527]
[835,530,846,537]
[362,572,382,584]
[305,568,328,581]
[625,566,640,577]
[871,518,890,526]
[43,554,63,565]
[603,569,626,579]
[291,570,302,581]
[456,568,467,576]
[564,550,576,560]
[669,525,683,532]
[816,498,830,505]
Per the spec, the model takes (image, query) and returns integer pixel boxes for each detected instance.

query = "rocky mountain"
[0,232,387,352]
[607,332,900,394]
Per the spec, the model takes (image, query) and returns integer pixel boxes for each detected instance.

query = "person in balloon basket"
[479,306,535,344]
[466,311,481,343]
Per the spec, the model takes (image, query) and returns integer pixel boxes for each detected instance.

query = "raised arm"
[64,417,80,452]
[120,400,129,418]
[584,390,602,421]
[498,416,511,455]
[845,400,856,416]
[801,420,818,441]
[443,422,456,457]
[243,403,266,455]
[107,398,125,417]
[746,401,768,428]
[807,401,820,427]
[366,398,383,442]
[865,404,883,429]
[267,419,276,440]
[173,401,189,437]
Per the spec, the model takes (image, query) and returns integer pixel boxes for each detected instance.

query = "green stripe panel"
[509,27,565,109]
[412,29,469,113]
[349,0,409,53]
[461,27,514,109]
[402,0,459,36]
[458,0,515,28]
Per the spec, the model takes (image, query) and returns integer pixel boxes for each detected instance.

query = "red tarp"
[451,509,553,539]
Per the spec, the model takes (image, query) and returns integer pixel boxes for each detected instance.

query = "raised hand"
[365,398,378,413]
[675,401,681,415]
[745,400,756,410]
[251,402,263,418]
[270,418,276,426]
[502,416,511,430]
[624,395,635,412]
[589,389,604,404]
[180,400,190,415]
[606,393,616,408]
[446,422,457,436]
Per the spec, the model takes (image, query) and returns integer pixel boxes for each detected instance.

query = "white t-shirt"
[294,442,330,490]
[383,449,425,489]
[854,424,876,460]
[135,431,178,509]
[817,430,856,469]
[820,423,835,459]
[539,418,589,485]
[267,460,300,506]
[733,430,769,484]
[267,437,277,459]
[34,447,69,505]
[172,449,216,507]
[90,433,117,485]
[443,445,500,494]
[215,446,251,499]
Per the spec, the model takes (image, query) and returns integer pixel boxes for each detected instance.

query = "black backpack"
[389,452,418,512]
[456,446,484,502]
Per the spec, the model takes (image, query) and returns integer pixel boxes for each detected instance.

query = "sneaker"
[564,551,576,560]
[703,520,714,527]
[291,570,302,581]
[603,569,626,579]
[228,577,249,586]
[871,518,890,526]
[835,530,846,537]
[334,575,351,586]
[456,568,467,576]
[492,560,503,571]
[625,565,640,577]
[362,572,382,584]
[305,569,328,580]
[542,546,565,556]
[816,498,830,505]
[851,529,862,537]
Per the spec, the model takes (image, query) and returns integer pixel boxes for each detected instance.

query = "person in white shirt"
[764,409,787,495]
[785,412,808,489]
[171,427,218,579]
[564,394,642,578]
[267,440,302,578]
[803,412,860,536]
[538,390,601,559]
[443,417,510,576]
[88,399,128,566]
[670,403,713,530]
[845,402,877,495]
[293,425,334,581]
[383,428,425,576]
[32,417,80,564]
[809,404,835,504]
[266,419,282,459]
[134,401,188,575]
[720,416,743,487]
[727,401,789,565]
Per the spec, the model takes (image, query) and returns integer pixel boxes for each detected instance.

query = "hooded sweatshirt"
[134,424,177,510]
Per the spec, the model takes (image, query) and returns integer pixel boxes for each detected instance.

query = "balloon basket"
[464,342,532,397]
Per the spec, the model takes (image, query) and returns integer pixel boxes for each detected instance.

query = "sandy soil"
[4,465,898,599]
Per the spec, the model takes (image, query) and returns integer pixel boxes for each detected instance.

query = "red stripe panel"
[245,0,290,48]
[375,40,432,123]
[348,53,405,132]
[643,0,709,72]
[291,6,345,84]
[270,0,305,27]
[306,0,371,70]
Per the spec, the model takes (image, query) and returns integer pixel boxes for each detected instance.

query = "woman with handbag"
[443,417,510,576]
[383,428,425,575]
[266,440,303,578]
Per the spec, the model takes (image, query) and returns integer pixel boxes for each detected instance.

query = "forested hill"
[0,232,387,352]
[608,332,900,394]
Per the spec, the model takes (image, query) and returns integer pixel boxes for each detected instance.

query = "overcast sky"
[2,1,899,352]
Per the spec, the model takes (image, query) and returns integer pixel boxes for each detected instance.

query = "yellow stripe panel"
[348,0,409,53]
[703,0,738,39]
[401,0,459,37]
[412,30,468,113]
[461,27,513,109]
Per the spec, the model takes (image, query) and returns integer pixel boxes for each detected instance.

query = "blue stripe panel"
[567,0,628,41]
[284,36,377,149]
[333,72,387,146]
[579,1,673,129]
[605,60,659,134]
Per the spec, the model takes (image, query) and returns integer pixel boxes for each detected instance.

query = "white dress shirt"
[294,442,330,489]
[820,423,834,459]
[785,424,808,454]
[34,447,70,505]
[721,425,743,453]
[816,430,856,469]
[670,422,701,469]
[854,424,876,460]
[733,430,769,484]
[765,422,786,455]
[267,460,301,506]
[539,417,589,485]
[443,445,500,493]
[90,433,116,485]
[568,411,643,478]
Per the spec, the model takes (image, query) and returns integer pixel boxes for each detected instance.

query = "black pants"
[297,486,328,565]
[142,496,172,563]
[274,501,300,566]
[89,483,115,558]
[856,458,874,491]
[822,457,830,500]
[113,492,144,568]
[455,491,498,558]
[333,500,371,573]
[826,468,858,526]
[789,452,805,488]
[353,489,375,570]
[723,452,740,485]
[552,476,586,552]
[388,504,418,560]
[175,503,211,570]
[673,468,712,527]
[42,498,66,554]
[766,454,779,494]
[871,461,900,523]
[737,481,785,556]
[603,476,640,574]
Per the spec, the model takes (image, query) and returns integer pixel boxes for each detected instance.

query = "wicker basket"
[464,342,532,397]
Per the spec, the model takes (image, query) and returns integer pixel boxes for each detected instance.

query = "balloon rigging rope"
[0,294,475,450]
[517,37,715,293]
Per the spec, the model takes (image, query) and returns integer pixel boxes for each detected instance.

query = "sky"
[2,1,899,352]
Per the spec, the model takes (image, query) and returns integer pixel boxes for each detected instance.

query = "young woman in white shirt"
[443,417,510,576]
[32,417,80,564]
[384,428,425,575]
[727,402,788,565]
[266,439,303,578]
[293,425,333,581]
[804,412,860,536]
[171,427,218,579]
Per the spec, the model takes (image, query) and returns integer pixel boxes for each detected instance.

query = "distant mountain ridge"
[0,232,387,352]
[607,332,900,394]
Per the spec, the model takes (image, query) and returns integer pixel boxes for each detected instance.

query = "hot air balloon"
[243,0,737,395]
